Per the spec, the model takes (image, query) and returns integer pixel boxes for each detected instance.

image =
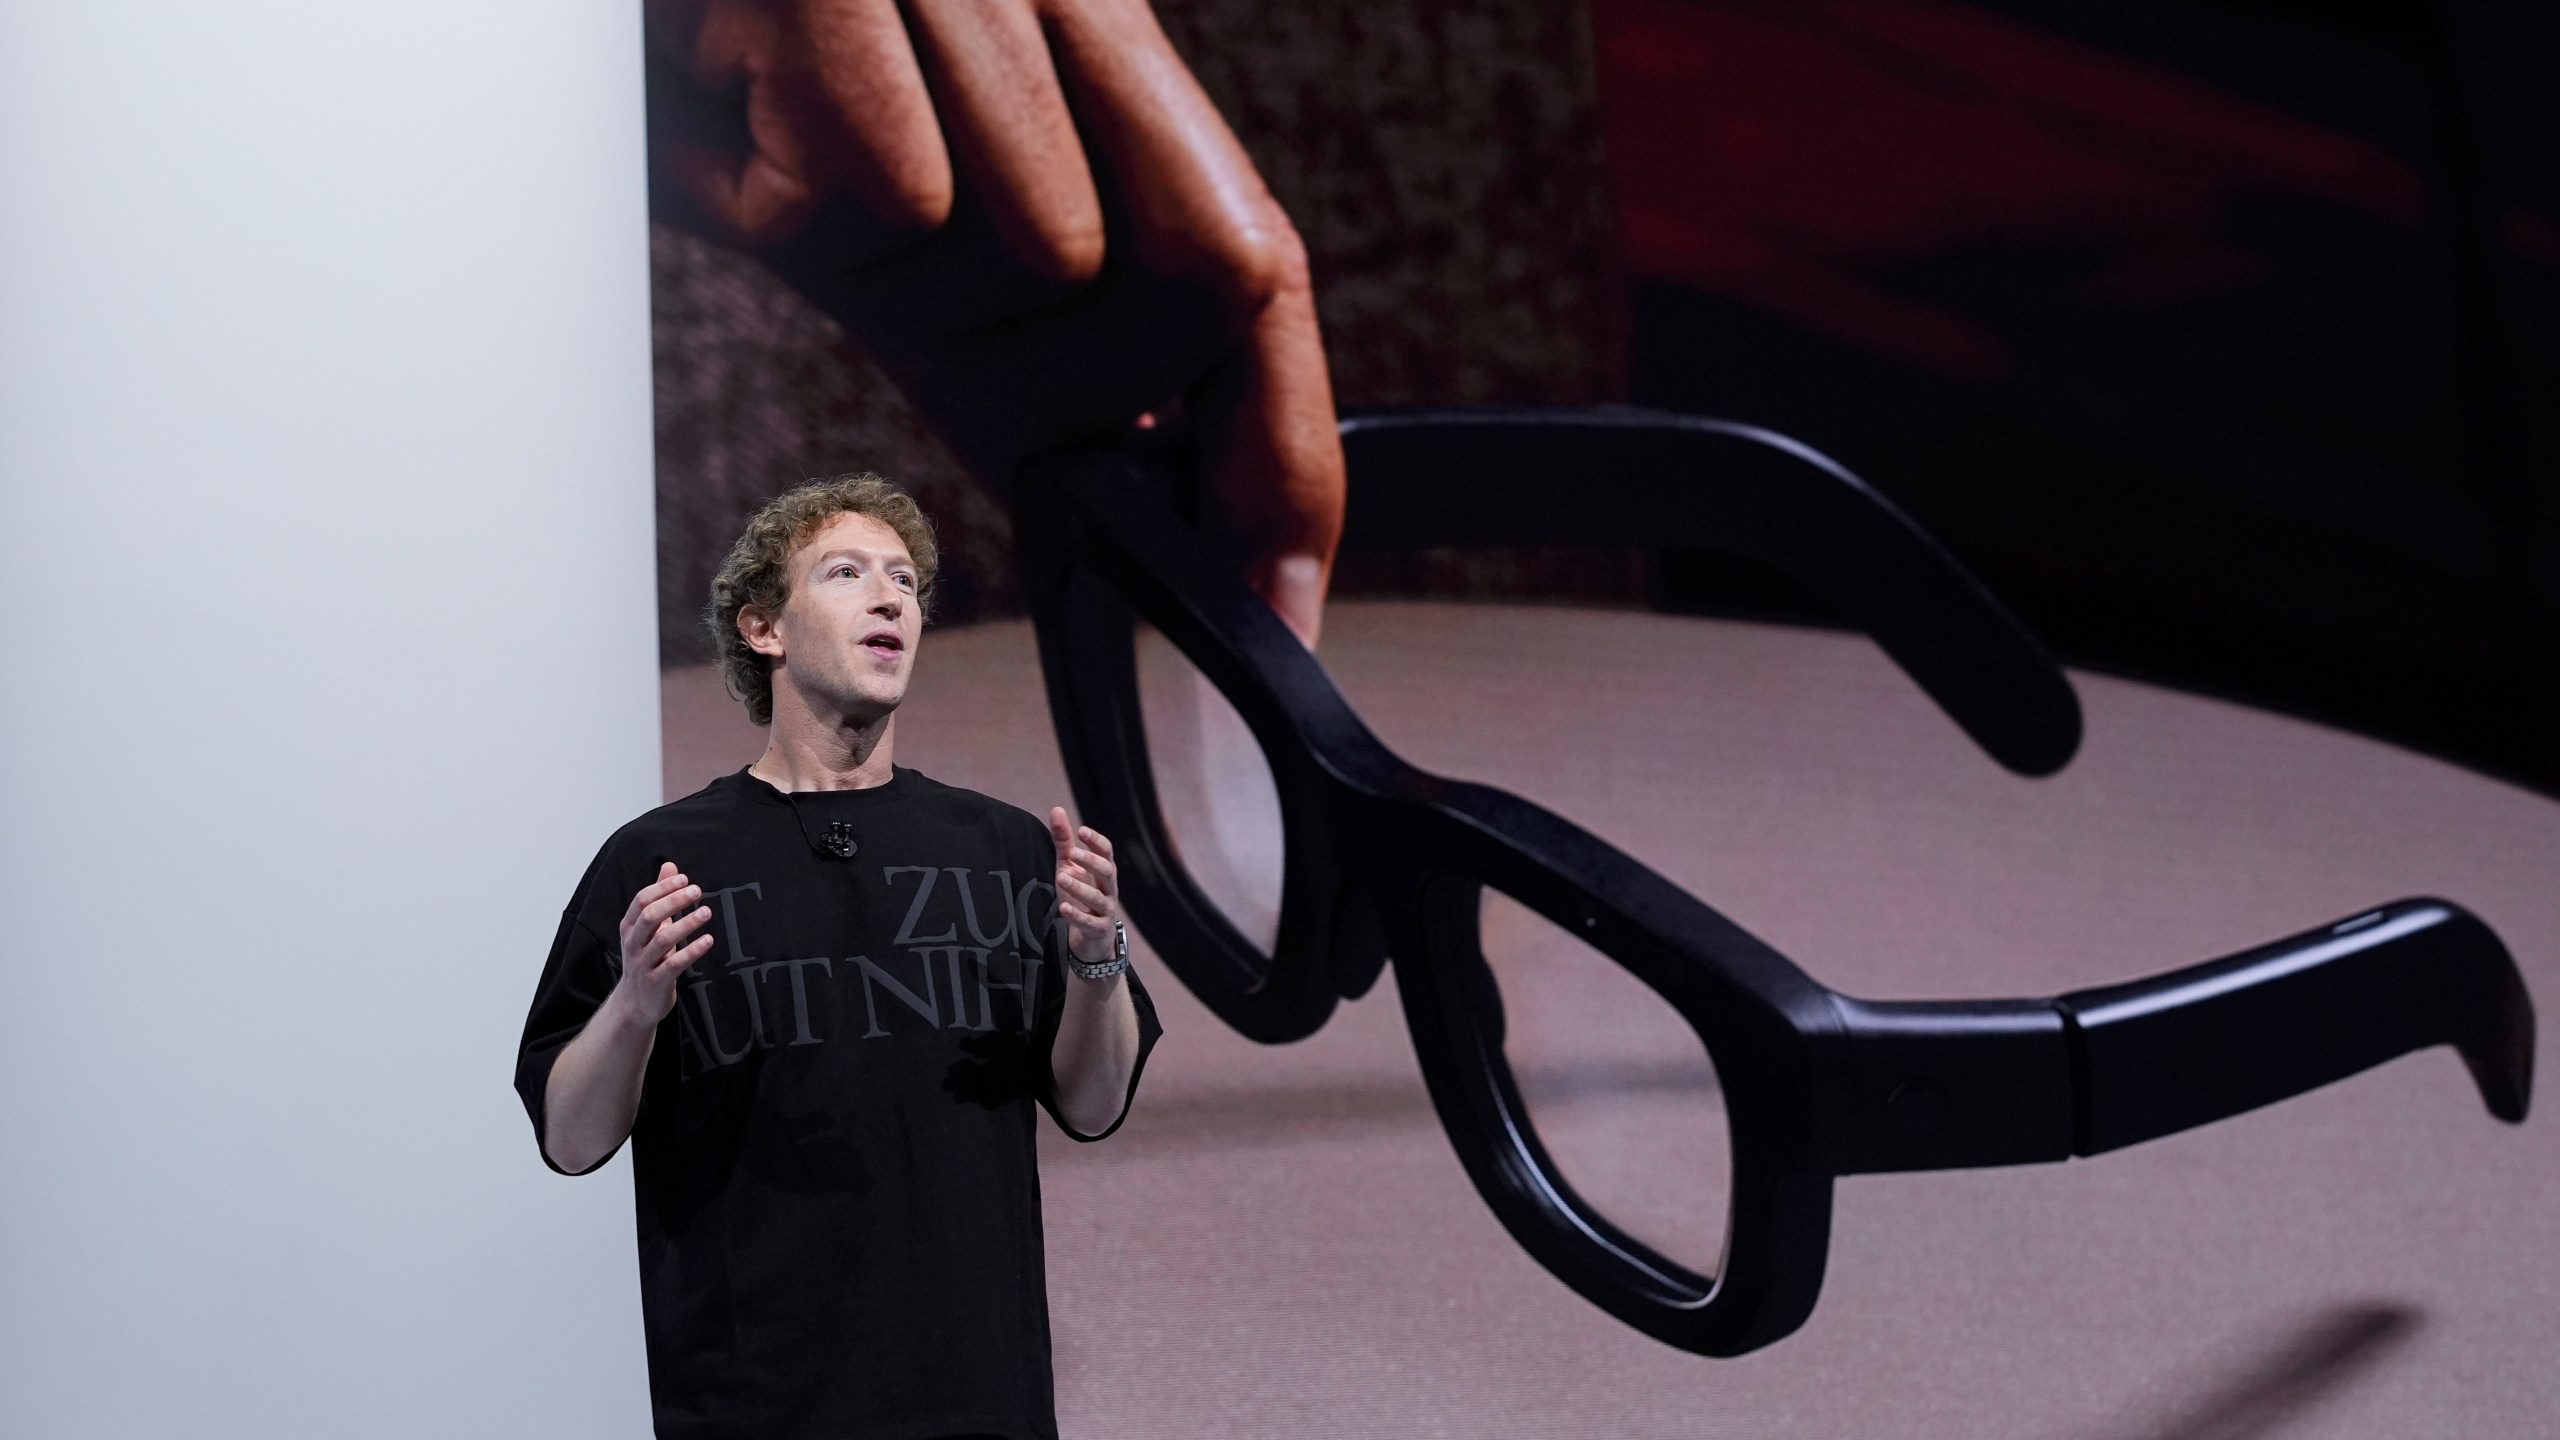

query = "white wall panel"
[0,3,659,1433]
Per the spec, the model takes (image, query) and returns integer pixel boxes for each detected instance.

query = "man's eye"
[895,574,916,589]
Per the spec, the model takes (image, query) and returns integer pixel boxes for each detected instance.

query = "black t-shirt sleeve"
[1026,814,1164,1143]
[514,846,630,1175]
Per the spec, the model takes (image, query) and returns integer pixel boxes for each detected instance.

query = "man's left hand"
[1048,807,1121,967]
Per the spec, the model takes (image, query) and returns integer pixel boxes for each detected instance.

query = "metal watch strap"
[1067,920,1129,981]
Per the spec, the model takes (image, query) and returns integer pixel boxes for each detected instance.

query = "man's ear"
[738,604,786,661]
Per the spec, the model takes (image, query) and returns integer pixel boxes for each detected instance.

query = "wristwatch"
[1067,920,1130,982]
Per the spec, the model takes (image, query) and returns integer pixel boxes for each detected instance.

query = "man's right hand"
[546,863,715,1172]
[614,862,716,1025]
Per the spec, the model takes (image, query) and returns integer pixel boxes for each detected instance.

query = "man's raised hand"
[1048,807,1121,968]
[615,862,716,1023]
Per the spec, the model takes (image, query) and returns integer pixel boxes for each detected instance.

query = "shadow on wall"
[2101,1302,2421,1440]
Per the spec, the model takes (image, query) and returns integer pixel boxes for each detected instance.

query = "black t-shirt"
[516,766,1160,1440]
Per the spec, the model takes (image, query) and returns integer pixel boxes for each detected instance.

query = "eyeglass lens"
[1135,617,1736,1279]
[1479,887,1734,1279]
[1135,623,1287,957]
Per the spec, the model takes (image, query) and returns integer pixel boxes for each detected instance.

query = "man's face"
[751,511,923,724]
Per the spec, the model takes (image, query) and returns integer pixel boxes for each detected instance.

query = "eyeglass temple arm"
[1337,407,2081,776]
[1818,899,2532,1175]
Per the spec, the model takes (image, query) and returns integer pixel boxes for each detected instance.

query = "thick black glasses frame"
[1013,407,2534,1356]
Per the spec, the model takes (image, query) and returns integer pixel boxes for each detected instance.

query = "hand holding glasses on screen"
[642,0,1346,644]
[1014,408,2534,1357]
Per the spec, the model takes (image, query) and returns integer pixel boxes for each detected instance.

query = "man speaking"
[518,474,1158,1439]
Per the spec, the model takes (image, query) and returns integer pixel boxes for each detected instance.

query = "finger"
[639,883,706,931]
[896,0,1278,463]
[904,0,1103,287]
[1040,0,1277,299]
[1069,841,1115,892]
[1056,871,1113,917]
[658,931,717,976]
[659,902,715,946]
[1193,249,1345,648]
[788,0,953,225]
[1048,806,1076,853]
[1077,854,1116,895]
[676,0,951,244]
[643,905,713,965]
[671,0,819,240]
[1075,826,1115,861]
[1053,861,1095,900]
[623,864,686,925]
[641,881,701,920]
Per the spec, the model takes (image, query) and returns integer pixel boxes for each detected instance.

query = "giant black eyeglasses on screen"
[1011,407,2534,1358]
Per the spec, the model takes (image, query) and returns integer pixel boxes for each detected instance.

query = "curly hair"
[707,474,941,726]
